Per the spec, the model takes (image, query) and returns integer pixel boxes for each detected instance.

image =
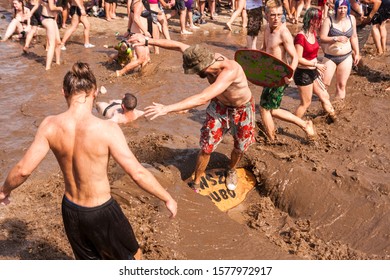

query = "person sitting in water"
[96,93,145,124]
[105,37,150,77]
[1,0,31,42]
[105,40,135,67]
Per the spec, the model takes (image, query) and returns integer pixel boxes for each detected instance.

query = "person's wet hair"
[122,93,137,111]
[302,8,322,33]
[63,62,97,98]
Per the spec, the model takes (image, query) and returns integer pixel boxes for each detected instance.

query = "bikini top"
[328,15,353,38]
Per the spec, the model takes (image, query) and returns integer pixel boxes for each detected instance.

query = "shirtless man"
[96,93,145,124]
[0,62,177,260]
[129,34,256,192]
[259,0,315,142]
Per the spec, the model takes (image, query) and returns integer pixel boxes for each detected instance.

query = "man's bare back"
[43,104,119,207]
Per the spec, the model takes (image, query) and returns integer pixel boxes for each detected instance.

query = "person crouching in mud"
[105,38,150,77]
[129,34,256,192]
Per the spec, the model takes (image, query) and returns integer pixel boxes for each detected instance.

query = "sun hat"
[182,44,215,74]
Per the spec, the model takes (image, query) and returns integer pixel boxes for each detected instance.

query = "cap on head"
[182,44,215,75]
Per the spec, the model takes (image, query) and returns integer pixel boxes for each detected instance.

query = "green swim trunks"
[260,85,288,110]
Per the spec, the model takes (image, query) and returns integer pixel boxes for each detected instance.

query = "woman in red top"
[294,7,336,122]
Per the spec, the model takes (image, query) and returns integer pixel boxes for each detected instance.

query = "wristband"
[145,37,149,46]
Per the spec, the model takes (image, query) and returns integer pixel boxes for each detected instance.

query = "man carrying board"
[129,34,256,192]
[260,0,316,142]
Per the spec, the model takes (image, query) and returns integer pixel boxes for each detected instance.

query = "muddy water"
[1,1,389,260]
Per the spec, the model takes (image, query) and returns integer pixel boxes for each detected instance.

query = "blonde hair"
[265,0,283,13]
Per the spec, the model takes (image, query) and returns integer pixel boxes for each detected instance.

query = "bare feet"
[225,22,232,31]
[181,30,193,35]
[304,120,316,141]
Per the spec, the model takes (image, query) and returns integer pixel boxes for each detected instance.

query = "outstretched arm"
[0,118,51,205]
[128,33,190,53]
[145,67,235,120]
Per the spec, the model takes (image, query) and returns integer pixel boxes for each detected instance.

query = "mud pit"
[0,1,389,260]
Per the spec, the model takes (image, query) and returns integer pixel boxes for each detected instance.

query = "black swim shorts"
[247,7,263,36]
[172,0,186,12]
[62,196,140,260]
[293,68,319,86]
[70,6,82,17]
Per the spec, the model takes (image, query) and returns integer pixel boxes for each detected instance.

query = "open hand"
[144,102,168,120]
[166,198,177,218]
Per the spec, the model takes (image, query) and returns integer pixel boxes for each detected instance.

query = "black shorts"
[247,7,263,36]
[56,0,69,8]
[293,68,319,86]
[62,196,139,260]
[370,6,390,25]
[173,0,186,12]
[70,6,82,17]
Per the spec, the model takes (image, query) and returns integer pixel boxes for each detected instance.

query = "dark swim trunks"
[70,6,82,17]
[247,7,263,36]
[260,85,288,110]
[62,196,139,260]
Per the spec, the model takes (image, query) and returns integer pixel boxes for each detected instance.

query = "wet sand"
[0,1,389,260]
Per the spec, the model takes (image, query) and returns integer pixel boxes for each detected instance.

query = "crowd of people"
[0,0,389,260]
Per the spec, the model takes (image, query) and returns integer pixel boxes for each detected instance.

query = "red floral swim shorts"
[200,98,255,154]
